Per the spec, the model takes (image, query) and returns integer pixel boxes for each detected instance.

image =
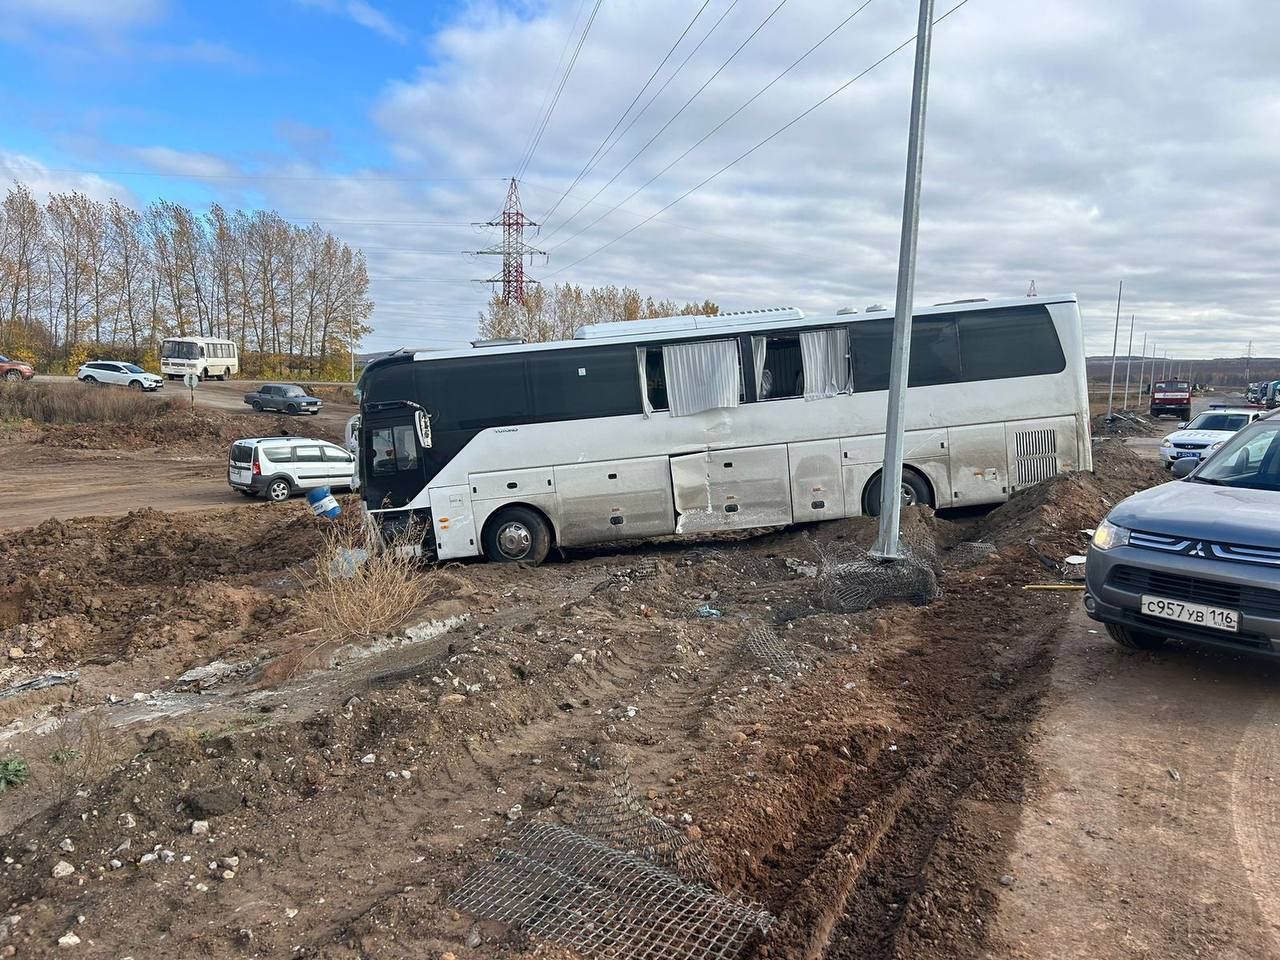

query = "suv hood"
[1110,480,1280,549]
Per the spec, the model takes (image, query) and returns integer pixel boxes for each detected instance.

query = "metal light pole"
[1121,313,1135,411]
[1106,281,1123,421]
[872,0,935,561]
[1136,332,1148,407]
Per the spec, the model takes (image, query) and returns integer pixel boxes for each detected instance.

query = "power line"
[537,0,717,226]
[539,0,744,230]
[544,0,974,279]
[515,0,606,180]
[544,0,879,256]
[541,0,789,243]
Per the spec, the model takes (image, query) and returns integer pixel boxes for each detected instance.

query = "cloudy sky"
[1,0,1276,357]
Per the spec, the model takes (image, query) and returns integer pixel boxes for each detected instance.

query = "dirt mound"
[37,408,324,450]
[975,440,1168,557]
[1090,412,1164,438]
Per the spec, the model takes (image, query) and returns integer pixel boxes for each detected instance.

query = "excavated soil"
[0,443,1169,959]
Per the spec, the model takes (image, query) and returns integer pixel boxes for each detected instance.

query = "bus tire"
[483,506,552,566]
[862,468,933,517]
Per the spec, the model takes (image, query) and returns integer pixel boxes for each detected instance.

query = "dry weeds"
[297,524,431,645]
[0,380,177,424]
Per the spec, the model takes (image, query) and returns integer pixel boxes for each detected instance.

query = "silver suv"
[1085,417,1280,654]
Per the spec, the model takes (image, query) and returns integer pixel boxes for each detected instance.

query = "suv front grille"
[1108,566,1280,618]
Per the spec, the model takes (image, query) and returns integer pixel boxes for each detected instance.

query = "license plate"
[230,467,249,480]
[1174,451,1200,459]
[1141,595,1239,632]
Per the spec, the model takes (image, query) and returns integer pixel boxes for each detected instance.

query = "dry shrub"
[0,380,177,425]
[45,711,111,804]
[298,524,430,643]
[301,383,356,404]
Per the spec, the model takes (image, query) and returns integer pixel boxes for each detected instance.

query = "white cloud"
[0,0,164,29]
[294,0,407,43]
[0,150,132,205]
[131,146,238,180]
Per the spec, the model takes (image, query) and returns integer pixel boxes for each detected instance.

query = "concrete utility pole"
[1122,313,1135,411]
[1136,332,1149,406]
[1106,281,1123,421]
[872,0,935,561]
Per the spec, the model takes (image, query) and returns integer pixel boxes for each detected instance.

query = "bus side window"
[643,347,669,412]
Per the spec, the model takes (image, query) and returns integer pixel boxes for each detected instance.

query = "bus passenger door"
[363,413,427,509]
[671,445,792,534]
[947,424,1010,506]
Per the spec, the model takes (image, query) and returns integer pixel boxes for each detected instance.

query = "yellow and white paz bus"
[160,336,239,381]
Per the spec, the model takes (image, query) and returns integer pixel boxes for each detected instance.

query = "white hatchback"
[228,437,356,502]
[77,361,164,391]
[1159,408,1261,468]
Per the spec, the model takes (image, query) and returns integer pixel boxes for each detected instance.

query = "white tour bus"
[355,295,1091,564]
[160,336,239,380]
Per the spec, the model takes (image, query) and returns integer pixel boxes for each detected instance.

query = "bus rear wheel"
[862,468,933,517]
[483,506,552,566]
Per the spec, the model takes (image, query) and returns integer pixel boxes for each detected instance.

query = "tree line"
[0,181,373,377]
[478,283,719,343]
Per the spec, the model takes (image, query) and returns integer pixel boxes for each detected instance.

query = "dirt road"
[993,604,1280,958]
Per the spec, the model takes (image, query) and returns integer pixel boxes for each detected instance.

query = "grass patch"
[0,757,31,792]
[0,380,177,425]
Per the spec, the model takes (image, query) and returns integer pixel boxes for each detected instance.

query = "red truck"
[1150,379,1192,420]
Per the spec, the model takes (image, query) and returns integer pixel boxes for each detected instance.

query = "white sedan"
[76,361,165,391]
[1159,408,1261,468]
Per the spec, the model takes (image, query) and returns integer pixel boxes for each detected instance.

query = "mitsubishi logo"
[1189,542,1208,558]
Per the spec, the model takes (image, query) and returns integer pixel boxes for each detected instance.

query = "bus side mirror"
[414,410,432,448]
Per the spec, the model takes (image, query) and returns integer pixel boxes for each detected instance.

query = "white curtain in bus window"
[800,327,851,399]
[751,335,768,397]
[662,339,741,417]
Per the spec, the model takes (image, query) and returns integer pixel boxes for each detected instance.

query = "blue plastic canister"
[306,487,341,520]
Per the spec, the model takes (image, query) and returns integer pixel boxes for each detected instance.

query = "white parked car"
[77,361,164,391]
[228,437,356,502]
[1159,408,1261,468]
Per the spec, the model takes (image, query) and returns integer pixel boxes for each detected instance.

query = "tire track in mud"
[752,589,1065,960]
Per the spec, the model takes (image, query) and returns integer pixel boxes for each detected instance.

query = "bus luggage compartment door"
[553,457,675,546]
[946,424,1009,506]
[671,445,792,534]
[788,439,845,521]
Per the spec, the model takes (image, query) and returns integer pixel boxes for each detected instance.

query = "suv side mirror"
[1172,457,1198,478]
[1177,421,1187,429]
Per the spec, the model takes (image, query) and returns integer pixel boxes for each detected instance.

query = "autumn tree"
[478,283,718,342]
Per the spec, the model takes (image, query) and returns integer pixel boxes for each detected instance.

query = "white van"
[228,437,356,502]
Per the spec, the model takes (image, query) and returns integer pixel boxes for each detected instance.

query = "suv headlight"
[1092,518,1130,551]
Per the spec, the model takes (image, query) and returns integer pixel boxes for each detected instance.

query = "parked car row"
[1087,413,1280,657]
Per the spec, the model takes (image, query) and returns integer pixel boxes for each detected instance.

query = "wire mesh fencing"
[812,522,942,613]
[450,821,773,960]
[741,624,805,677]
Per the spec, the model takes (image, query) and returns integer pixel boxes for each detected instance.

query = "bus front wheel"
[862,468,933,517]
[483,506,552,566]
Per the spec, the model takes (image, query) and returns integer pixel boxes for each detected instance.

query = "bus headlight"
[1092,518,1130,551]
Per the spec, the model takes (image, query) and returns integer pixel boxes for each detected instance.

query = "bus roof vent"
[933,298,989,306]
[471,337,526,348]
[574,306,806,340]
[836,307,857,315]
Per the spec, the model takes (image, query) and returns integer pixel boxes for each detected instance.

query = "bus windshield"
[162,340,199,360]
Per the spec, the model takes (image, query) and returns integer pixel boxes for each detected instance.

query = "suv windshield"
[1184,413,1248,432]
[162,341,199,360]
[122,363,145,374]
[1193,423,1280,490]
[0,355,9,363]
